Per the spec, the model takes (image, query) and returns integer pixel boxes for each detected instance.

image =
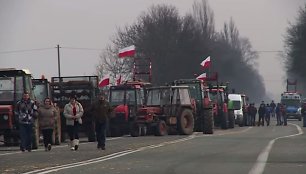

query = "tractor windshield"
[146,89,161,106]
[110,89,137,106]
[0,76,24,102]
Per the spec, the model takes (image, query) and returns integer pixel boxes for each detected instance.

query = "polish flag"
[118,45,136,58]
[200,56,211,69]
[116,75,122,85]
[98,76,110,87]
[196,73,207,80]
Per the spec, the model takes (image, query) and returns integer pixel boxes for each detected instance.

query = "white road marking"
[22,128,251,174]
[0,137,122,156]
[248,123,303,174]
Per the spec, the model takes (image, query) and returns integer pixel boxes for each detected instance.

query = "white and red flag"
[196,73,207,80]
[200,56,211,69]
[118,45,136,58]
[98,76,110,87]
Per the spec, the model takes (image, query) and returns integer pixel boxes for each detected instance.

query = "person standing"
[258,101,266,126]
[16,92,37,152]
[276,103,282,126]
[281,103,287,126]
[64,95,84,151]
[248,103,257,126]
[270,100,276,118]
[90,94,112,150]
[265,104,271,126]
[38,97,57,151]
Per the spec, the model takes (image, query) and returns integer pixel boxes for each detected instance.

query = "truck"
[0,68,40,148]
[281,92,302,121]
[50,76,99,142]
[130,86,194,137]
[108,81,151,136]
[174,79,213,134]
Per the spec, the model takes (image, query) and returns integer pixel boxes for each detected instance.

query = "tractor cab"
[0,68,38,147]
[131,86,194,137]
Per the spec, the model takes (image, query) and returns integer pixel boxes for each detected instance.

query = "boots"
[70,140,75,151]
[74,139,79,151]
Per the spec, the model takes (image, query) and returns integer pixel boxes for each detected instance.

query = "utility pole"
[56,44,61,78]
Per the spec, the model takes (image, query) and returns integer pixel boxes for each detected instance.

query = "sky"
[0,0,305,102]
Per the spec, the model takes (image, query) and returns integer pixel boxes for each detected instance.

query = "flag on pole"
[196,72,207,80]
[200,56,211,69]
[98,76,110,87]
[118,45,136,58]
[116,75,122,85]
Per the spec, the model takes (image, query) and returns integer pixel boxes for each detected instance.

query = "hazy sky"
[0,0,305,101]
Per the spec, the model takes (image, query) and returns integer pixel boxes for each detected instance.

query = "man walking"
[16,92,37,152]
[258,101,266,126]
[90,94,113,150]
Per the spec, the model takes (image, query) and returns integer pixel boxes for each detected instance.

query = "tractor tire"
[177,109,194,135]
[220,112,228,130]
[155,120,167,136]
[32,119,39,149]
[130,122,140,137]
[228,110,235,129]
[110,126,123,137]
[203,109,214,134]
[3,133,12,146]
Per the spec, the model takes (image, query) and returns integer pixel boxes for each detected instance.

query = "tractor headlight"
[3,115,8,120]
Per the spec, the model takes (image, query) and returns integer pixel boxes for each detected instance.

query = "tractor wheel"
[32,119,40,149]
[130,122,140,137]
[155,120,167,136]
[203,109,214,134]
[220,111,228,130]
[228,110,235,129]
[177,109,194,135]
[110,126,122,137]
[3,133,12,146]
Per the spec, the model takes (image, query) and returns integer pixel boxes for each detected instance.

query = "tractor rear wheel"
[177,109,194,135]
[203,109,214,134]
[130,122,140,137]
[220,111,228,130]
[155,120,167,136]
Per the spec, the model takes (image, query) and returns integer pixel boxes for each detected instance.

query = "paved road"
[0,119,305,174]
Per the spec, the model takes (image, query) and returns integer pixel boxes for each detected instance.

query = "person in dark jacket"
[276,103,282,125]
[16,92,38,152]
[38,97,57,151]
[248,103,257,126]
[258,101,266,126]
[90,94,113,150]
[265,104,271,126]
[281,104,287,126]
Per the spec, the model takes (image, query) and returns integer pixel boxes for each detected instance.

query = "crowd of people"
[247,100,288,127]
[16,92,112,152]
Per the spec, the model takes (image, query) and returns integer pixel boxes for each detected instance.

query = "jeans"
[95,122,106,148]
[67,121,79,141]
[42,129,53,147]
[258,114,264,126]
[19,123,33,151]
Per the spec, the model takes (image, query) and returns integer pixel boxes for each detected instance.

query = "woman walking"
[64,95,84,151]
[38,97,57,151]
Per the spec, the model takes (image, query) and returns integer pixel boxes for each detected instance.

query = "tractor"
[0,68,39,149]
[108,81,151,137]
[130,86,194,137]
[174,79,213,134]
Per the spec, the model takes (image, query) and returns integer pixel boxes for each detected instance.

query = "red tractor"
[108,81,151,137]
[0,68,40,148]
[130,86,195,137]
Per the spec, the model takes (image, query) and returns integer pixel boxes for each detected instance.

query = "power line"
[61,47,104,51]
[0,47,54,54]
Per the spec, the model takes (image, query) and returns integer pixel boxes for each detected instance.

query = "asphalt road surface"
[1,118,305,174]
